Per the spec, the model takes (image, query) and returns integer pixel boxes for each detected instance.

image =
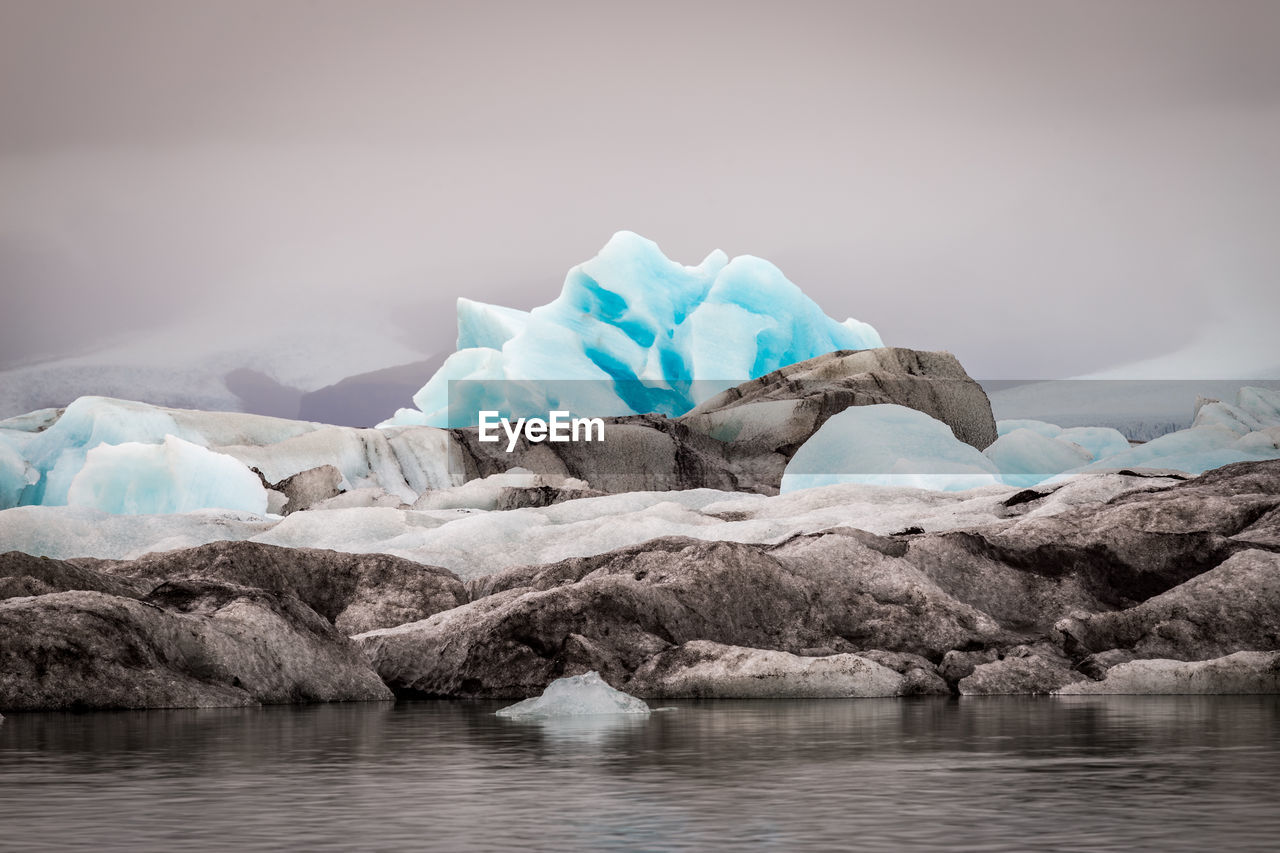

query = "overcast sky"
[2,0,1278,379]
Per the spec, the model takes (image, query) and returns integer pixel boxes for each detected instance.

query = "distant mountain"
[297,357,443,427]
[0,309,433,422]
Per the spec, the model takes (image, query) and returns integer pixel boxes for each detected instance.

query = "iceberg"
[384,231,883,427]
[982,428,1093,488]
[1237,386,1280,424]
[0,470,1183,572]
[1,395,460,514]
[995,419,1063,439]
[982,387,1280,487]
[1073,425,1268,476]
[780,404,1003,493]
[1192,400,1268,436]
[495,671,651,719]
[1056,426,1131,461]
[66,435,269,515]
[11,396,317,507]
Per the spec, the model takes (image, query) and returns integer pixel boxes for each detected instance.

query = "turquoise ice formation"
[382,231,884,427]
[66,435,268,515]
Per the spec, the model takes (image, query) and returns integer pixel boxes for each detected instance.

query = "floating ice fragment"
[495,671,651,719]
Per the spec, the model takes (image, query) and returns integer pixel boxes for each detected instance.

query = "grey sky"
[2,0,1278,380]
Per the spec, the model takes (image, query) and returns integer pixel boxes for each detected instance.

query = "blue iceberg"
[67,435,268,515]
[382,231,883,427]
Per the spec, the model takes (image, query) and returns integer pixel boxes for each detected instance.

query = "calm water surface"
[1,696,1277,852]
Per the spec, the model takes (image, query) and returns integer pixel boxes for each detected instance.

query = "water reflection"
[1,696,1277,852]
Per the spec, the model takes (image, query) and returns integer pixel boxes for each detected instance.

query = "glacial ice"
[2,396,460,513]
[0,258,1276,523]
[1192,400,1268,436]
[1056,426,1131,461]
[780,404,1002,493]
[776,390,1280,493]
[982,388,1280,485]
[383,231,883,427]
[995,419,1063,439]
[12,396,318,507]
[1236,427,1280,455]
[1237,387,1280,424]
[412,467,591,511]
[5,377,1279,521]
[992,421,1129,468]
[0,438,36,510]
[0,505,275,560]
[66,436,269,515]
[0,472,1180,572]
[495,671,651,719]
[982,428,1094,488]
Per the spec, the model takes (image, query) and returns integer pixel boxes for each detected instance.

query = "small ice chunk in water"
[495,671,651,719]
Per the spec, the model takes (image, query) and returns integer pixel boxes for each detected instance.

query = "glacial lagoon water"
[2,696,1278,852]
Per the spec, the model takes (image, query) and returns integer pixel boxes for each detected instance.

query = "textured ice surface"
[384,232,883,427]
[0,472,1180,571]
[413,468,591,511]
[0,408,63,433]
[983,429,1094,488]
[781,405,1001,493]
[495,671,650,719]
[0,505,275,559]
[1073,425,1272,476]
[1238,387,1280,424]
[1236,427,1280,454]
[980,387,1280,487]
[14,396,317,506]
[4,396,459,513]
[67,436,269,515]
[0,438,36,510]
[1056,426,1131,461]
[995,419,1063,439]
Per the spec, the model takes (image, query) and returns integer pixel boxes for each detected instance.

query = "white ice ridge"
[382,231,883,427]
[0,472,1178,576]
[495,671,651,719]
